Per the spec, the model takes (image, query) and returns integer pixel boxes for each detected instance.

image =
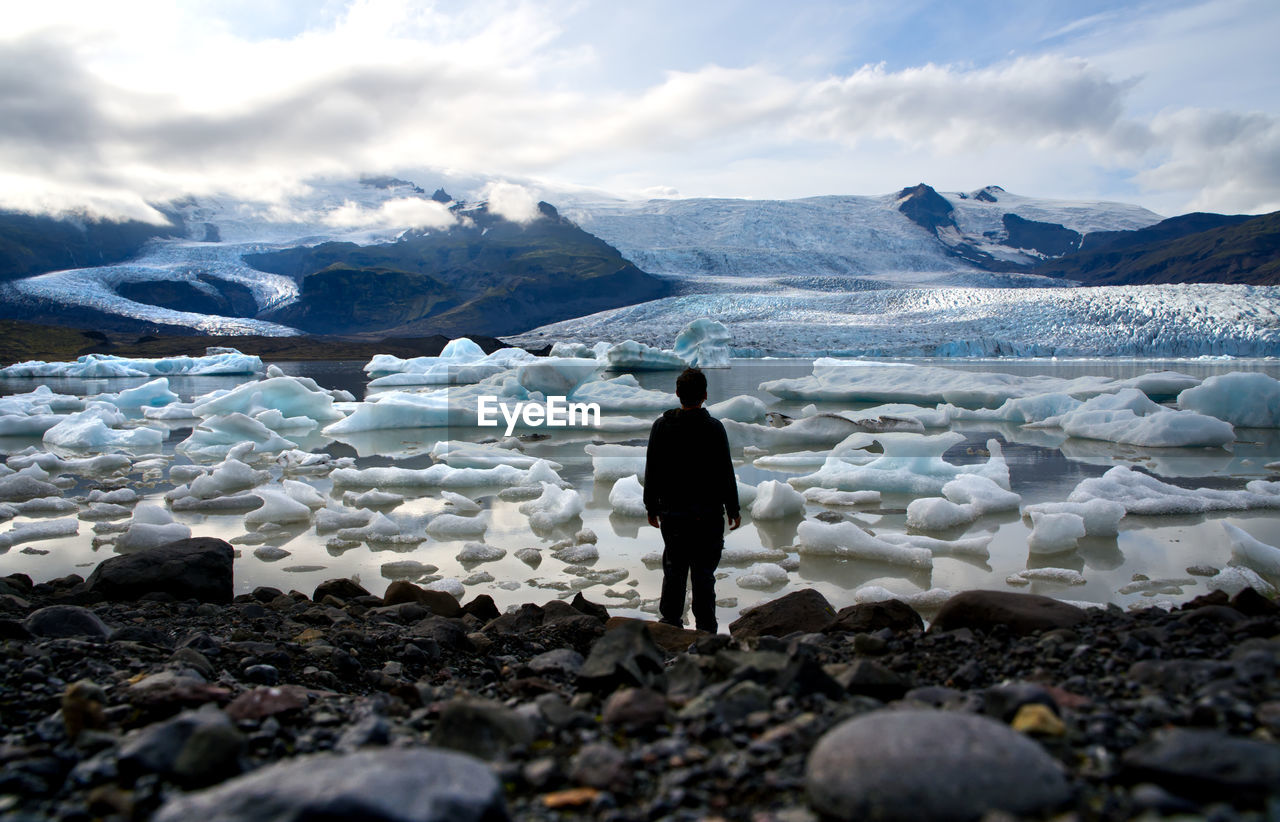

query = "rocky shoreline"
[2,537,1278,821]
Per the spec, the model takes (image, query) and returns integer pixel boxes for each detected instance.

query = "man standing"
[644,367,741,633]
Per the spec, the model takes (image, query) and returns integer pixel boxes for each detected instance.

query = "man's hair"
[675,367,708,406]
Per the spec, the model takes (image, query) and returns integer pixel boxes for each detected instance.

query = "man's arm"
[716,421,741,529]
[643,418,664,527]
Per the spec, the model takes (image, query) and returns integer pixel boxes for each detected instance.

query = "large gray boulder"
[806,709,1072,821]
[152,748,508,822]
[85,537,233,603]
[729,588,837,639]
[24,605,111,638]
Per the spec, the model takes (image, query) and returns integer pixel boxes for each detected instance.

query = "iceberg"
[518,483,586,530]
[0,517,79,550]
[1027,511,1087,554]
[749,480,806,520]
[1068,466,1280,515]
[673,318,731,368]
[608,474,647,518]
[1223,522,1280,580]
[1178,372,1280,428]
[790,434,1008,496]
[795,519,933,569]
[116,505,192,551]
[191,375,343,426]
[331,459,563,489]
[0,351,263,379]
[707,394,768,424]
[177,413,298,459]
[585,444,648,482]
[428,440,555,470]
[735,562,789,589]
[1021,500,1125,537]
[42,404,165,451]
[604,340,686,371]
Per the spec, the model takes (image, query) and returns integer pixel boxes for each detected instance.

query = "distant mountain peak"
[896,183,956,232]
[358,175,425,195]
[431,188,453,204]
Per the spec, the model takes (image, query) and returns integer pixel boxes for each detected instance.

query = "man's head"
[676,367,708,408]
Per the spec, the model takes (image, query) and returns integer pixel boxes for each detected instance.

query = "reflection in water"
[2,358,1279,622]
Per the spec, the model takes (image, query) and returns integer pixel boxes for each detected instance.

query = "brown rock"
[601,688,668,728]
[604,616,702,654]
[729,588,837,640]
[825,599,923,635]
[382,580,462,617]
[225,685,312,721]
[931,590,1087,636]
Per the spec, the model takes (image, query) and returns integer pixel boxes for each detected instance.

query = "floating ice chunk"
[43,404,165,450]
[879,532,992,558]
[0,385,84,414]
[88,488,138,505]
[1027,511,1087,554]
[1117,577,1196,595]
[840,403,955,429]
[0,351,262,379]
[721,544,789,564]
[1224,522,1280,579]
[1046,400,1235,448]
[116,505,191,551]
[549,341,610,360]
[515,547,543,567]
[429,440,554,470]
[566,374,675,412]
[761,361,1120,406]
[1007,568,1086,586]
[795,520,932,569]
[551,542,599,563]
[335,512,421,544]
[853,584,954,610]
[103,378,180,411]
[79,502,133,520]
[178,413,297,459]
[755,450,851,471]
[1207,564,1277,597]
[0,517,78,549]
[905,498,976,531]
[331,459,564,489]
[192,375,342,426]
[790,433,1006,496]
[736,562,789,589]
[10,452,130,476]
[605,340,686,370]
[425,578,465,599]
[708,395,768,423]
[673,318,731,368]
[365,339,535,385]
[803,488,882,506]
[380,560,439,580]
[341,489,403,509]
[641,551,663,568]
[315,507,374,533]
[949,393,1082,425]
[172,458,270,501]
[1069,466,1280,515]
[941,474,1021,511]
[750,480,806,519]
[253,547,290,562]
[1178,372,1280,428]
[1021,500,1125,537]
[456,541,505,563]
[586,444,648,482]
[723,414,867,450]
[608,475,647,518]
[276,449,350,476]
[441,491,482,514]
[0,412,62,437]
[427,512,490,539]
[10,496,77,515]
[170,493,264,513]
[463,571,495,585]
[1119,371,1202,399]
[244,488,315,527]
[736,480,758,509]
[516,357,601,396]
[282,479,325,509]
[519,483,585,530]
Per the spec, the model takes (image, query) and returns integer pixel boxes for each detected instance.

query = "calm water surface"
[2,357,1278,624]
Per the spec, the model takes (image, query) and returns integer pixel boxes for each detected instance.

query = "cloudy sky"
[2,0,1277,221]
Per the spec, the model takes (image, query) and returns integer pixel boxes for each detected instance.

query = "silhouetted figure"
[644,368,741,632]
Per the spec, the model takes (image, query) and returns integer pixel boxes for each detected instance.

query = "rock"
[151,748,508,822]
[461,594,500,622]
[1121,727,1280,804]
[383,580,462,617]
[806,710,1072,821]
[242,664,280,686]
[931,590,1087,636]
[776,651,846,700]
[569,742,630,792]
[61,680,106,740]
[225,686,312,721]
[729,589,837,640]
[118,706,245,787]
[483,603,544,635]
[824,600,923,635]
[527,648,585,677]
[601,688,668,728]
[605,616,701,653]
[836,659,908,702]
[1011,704,1065,736]
[578,620,666,692]
[431,699,534,761]
[312,578,370,602]
[24,605,110,638]
[1231,586,1279,616]
[85,538,234,603]
[570,592,609,621]
[983,681,1059,722]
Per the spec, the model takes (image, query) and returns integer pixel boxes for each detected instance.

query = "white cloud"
[480,181,542,224]
[322,197,457,229]
[0,0,1275,218]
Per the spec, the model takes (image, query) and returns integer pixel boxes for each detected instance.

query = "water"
[2,357,1278,624]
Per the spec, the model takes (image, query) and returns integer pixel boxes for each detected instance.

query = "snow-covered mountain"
[560,184,1164,286]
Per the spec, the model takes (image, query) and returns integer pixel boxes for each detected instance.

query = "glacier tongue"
[506,284,1280,358]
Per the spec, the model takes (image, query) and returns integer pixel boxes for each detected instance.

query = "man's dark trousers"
[659,511,724,632]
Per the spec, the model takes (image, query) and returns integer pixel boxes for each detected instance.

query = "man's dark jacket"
[643,407,739,519]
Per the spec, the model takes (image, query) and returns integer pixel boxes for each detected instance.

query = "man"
[644,367,741,633]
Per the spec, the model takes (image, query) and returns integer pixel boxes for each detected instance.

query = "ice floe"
[0,518,78,550]
[519,483,585,530]
[1223,522,1280,580]
[795,519,933,569]
[0,351,264,379]
[1178,372,1280,428]
[736,562,789,589]
[673,318,731,368]
[1069,466,1280,515]
[749,480,806,520]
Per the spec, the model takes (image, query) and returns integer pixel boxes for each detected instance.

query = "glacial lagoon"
[2,356,1279,628]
